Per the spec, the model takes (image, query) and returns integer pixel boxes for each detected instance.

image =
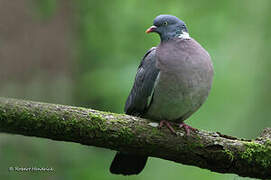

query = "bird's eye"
[163,21,168,26]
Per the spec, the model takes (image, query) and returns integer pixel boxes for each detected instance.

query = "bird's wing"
[124,47,159,116]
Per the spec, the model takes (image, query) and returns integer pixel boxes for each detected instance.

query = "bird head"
[146,15,189,41]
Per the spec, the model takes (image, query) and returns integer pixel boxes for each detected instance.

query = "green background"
[0,0,270,179]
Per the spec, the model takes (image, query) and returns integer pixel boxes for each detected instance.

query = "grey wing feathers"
[124,47,159,116]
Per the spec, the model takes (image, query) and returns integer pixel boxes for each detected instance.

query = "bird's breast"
[145,39,213,121]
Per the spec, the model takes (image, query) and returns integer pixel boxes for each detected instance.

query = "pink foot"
[159,120,176,134]
[179,123,197,136]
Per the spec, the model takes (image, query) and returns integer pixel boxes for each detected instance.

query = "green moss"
[89,113,107,131]
[109,118,127,124]
[119,126,133,144]
[198,142,204,148]
[240,141,271,168]
[224,149,234,161]
[187,140,204,150]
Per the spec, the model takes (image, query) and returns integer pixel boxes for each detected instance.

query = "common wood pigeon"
[110,14,214,175]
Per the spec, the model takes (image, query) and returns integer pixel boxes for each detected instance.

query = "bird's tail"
[110,152,148,175]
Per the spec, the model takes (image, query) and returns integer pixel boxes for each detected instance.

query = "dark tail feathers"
[110,152,148,175]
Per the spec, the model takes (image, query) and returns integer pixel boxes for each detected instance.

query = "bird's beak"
[146,25,157,33]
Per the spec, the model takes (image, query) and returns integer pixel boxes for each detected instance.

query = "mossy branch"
[0,97,271,179]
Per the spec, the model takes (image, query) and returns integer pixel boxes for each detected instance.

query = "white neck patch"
[178,31,190,40]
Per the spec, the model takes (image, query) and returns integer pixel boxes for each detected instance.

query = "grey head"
[146,14,188,41]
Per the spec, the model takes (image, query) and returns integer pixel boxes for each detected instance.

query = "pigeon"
[110,14,214,175]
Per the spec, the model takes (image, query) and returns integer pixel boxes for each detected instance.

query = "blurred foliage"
[31,0,57,20]
[0,0,271,179]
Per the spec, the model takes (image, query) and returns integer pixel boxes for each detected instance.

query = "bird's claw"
[159,120,176,134]
[179,123,197,136]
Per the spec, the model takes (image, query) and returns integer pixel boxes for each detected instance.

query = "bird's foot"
[179,123,197,136]
[159,120,176,134]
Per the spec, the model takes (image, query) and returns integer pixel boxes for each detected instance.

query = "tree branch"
[0,97,270,179]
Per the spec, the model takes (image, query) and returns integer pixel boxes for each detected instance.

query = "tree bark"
[0,97,270,179]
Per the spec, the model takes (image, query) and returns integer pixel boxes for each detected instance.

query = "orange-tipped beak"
[145,25,157,33]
